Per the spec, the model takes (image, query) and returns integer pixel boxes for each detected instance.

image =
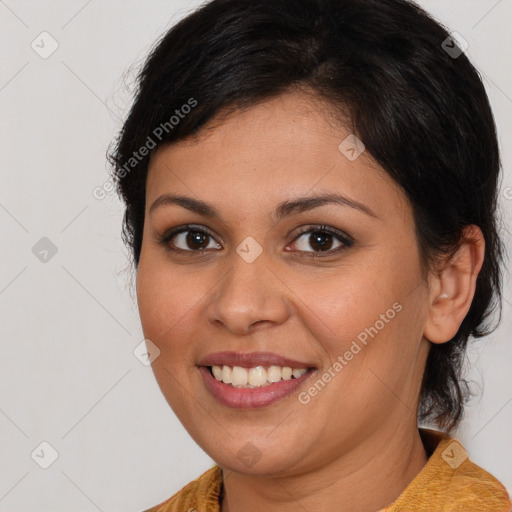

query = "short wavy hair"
[109,0,504,432]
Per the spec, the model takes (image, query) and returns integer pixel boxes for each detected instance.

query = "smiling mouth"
[206,364,314,388]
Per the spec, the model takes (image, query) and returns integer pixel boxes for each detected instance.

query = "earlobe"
[423,225,485,344]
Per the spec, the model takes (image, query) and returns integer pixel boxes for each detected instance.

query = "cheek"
[136,256,206,353]
[293,269,399,352]
[292,251,423,367]
[293,269,426,420]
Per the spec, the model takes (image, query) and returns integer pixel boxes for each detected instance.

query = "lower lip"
[199,366,315,409]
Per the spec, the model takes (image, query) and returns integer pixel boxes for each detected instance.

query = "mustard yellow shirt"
[143,429,511,512]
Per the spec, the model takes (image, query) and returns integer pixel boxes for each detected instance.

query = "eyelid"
[164,223,218,240]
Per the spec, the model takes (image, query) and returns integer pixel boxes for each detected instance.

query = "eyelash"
[158,223,354,257]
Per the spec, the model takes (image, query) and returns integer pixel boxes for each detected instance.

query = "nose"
[204,252,291,335]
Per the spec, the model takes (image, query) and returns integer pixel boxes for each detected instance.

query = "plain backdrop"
[0,1,511,510]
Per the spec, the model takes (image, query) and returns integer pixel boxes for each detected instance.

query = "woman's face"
[136,90,432,476]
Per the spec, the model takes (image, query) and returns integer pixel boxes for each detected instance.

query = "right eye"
[158,225,222,252]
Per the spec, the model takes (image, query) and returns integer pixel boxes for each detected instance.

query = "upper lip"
[197,351,314,369]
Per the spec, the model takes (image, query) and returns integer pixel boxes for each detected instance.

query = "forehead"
[146,90,408,221]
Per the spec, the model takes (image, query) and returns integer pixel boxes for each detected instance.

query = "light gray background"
[0,1,511,511]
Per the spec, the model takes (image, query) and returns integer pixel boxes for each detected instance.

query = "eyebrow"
[149,192,378,221]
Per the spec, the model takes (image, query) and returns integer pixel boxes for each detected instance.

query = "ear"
[423,225,485,344]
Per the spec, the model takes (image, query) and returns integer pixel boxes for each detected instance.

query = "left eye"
[289,227,352,253]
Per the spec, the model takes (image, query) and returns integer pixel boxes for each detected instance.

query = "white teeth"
[248,366,268,387]
[231,366,248,386]
[292,368,307,378]
[210,365,309,387]
[221,365,232,384]
[267,365,282,383]
[282,367,292,380]
[212,365,223,380]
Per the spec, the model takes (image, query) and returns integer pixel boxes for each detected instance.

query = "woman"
[109,0,510,510]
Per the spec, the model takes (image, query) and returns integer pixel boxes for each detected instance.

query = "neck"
[220,423,429,512]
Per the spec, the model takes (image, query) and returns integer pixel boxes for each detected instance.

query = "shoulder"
[142,464,223,512]
[382,428,511,512]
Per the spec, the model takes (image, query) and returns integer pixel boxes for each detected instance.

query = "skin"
[136,89,485,512]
